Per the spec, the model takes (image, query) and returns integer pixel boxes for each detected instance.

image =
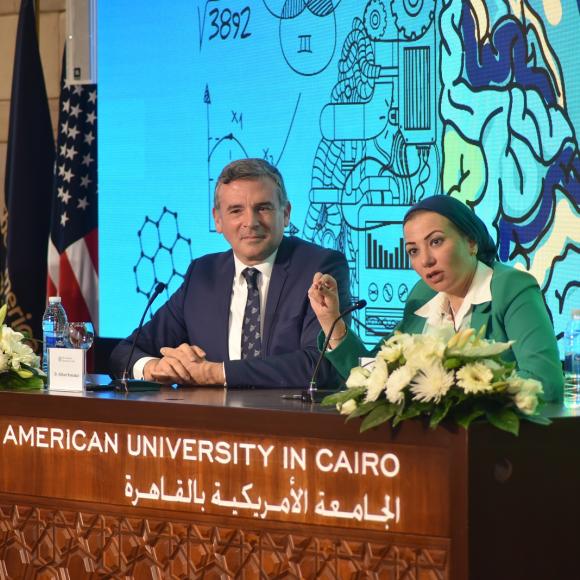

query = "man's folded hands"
[143,343,225,386]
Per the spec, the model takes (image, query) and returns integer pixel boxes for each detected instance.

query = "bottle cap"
[48,296,62,303]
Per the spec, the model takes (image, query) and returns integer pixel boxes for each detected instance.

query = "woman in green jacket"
[308,196,564,402]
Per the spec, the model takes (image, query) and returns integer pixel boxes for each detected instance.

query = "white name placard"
[48,348,84,391]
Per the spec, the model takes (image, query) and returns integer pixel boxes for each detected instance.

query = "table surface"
[0,374,575,420]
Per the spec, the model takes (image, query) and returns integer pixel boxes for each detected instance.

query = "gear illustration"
[390,0,435,40]
[363,0,388,40]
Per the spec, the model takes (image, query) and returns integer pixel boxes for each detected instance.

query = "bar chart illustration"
[366,228,411,271]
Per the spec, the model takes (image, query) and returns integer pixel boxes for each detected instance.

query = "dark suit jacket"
[109,236,351,387]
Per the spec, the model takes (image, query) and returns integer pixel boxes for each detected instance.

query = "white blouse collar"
[414,261,493,328]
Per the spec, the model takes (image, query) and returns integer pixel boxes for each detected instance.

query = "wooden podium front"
[0,384,577,579]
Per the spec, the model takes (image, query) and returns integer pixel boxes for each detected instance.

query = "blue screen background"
[99,0,580,350]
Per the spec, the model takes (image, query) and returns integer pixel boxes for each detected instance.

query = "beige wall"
[0,0,66,196]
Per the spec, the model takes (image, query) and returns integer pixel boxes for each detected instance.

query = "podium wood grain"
[0,385,577,579]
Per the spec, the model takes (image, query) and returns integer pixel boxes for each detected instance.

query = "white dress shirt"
[414,261,493,339]
[228,251,277,360]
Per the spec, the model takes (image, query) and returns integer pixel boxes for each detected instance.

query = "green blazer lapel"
[400,314,426,334]
[471,302,491,335]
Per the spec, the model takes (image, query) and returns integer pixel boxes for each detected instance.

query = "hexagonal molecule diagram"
[134,207,193,301]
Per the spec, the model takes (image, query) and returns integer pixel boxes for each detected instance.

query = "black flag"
[0,0,55,340]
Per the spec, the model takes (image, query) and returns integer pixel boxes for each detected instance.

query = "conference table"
[0,378,578,579]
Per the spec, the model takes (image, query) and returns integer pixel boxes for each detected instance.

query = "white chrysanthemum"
[383,332,414,351]
[520,378,543,396]
[377,342,403,364]
[456,362,494,394]
[345,366,370,389]
[385,365,415,404]
[513,392,539,415]
[506,375,543,395]
[410,362,455,403]
[506,375,524,394]
[337,398,357,415]
[403,334,446,371]
[365,357,388,403]
[506,376,543,415]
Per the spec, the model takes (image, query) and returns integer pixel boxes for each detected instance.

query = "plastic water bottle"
[42,297,68,374]
[564,309,580,409]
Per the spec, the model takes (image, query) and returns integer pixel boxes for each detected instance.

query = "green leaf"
[503,361,517,374]
[346,400,381,420]
[321,387,366,406]
[486,408,520,436]
[0,371,44,390]
[16,376,45,389]
[360,402,397,432]
[429,398,453,429]
[443,357,463,369]
[0,304,6,326]
[521,413,552,426]
[490,380,509,390]
[392,403,424,427]
[454,403,486,429]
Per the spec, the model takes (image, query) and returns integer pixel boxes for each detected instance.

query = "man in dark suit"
[109,158,351,387]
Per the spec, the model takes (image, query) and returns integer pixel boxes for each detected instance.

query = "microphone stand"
[302,299,367,403]
[109,282,166,393]
[351,315,391,337]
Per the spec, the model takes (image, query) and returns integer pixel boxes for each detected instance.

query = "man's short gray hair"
[213,158,289,209]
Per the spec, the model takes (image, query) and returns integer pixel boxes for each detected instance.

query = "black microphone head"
[354,299,367,310]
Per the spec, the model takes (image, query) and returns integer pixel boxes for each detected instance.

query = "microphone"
[110,282,166,392]
[302,299,367,403]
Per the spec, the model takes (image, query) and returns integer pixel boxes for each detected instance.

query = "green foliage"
[360,402,398,432]
[346,400,381,420]
[429,398,453,428]
[486,408,520,436]
[329,328,549,436]
[321,387,365,406]
[0,371,45,390]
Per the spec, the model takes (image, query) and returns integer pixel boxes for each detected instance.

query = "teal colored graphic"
[99,0,579,350]
[301,0,579,345]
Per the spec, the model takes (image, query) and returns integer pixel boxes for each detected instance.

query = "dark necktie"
[241,267,262,359]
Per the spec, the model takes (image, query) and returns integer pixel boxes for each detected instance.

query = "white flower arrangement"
[322,327,550,435]
[0,305,45,389]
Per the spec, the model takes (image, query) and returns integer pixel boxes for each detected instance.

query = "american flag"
[47,76,98,330]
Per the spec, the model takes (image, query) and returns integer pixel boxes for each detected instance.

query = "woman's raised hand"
[308,272,342,337]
